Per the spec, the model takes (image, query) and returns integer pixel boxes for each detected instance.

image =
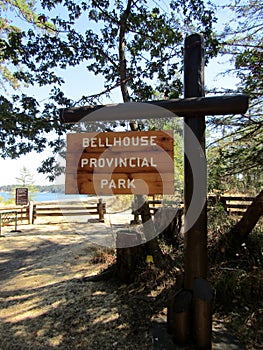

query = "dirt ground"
[0,216,249,350]
[0,215,172,350]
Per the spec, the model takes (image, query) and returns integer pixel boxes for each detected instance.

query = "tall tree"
[0,0,70,178]
[16,165,35,186]
[0,0,219,180]
[207,0,263,195]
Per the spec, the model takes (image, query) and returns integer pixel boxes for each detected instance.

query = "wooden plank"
[226,204,250,209]
[36,206,99,211]
[228,210,247,216]
[60,95,249,123]
[66,151,174,174]
[66,172,174,195]
[148,200,163,205]
[36,211,98,217]
[208,195,254,201]
[66,130,174,153]
[183,34,210,349]
[222,196,254,202]
[34,200,106,220]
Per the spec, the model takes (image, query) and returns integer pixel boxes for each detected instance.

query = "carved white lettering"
[82,135,158,148]
[101,179,108,188]
[80,156,158,168]
[127,179,136,188]
[150,136,157,145]
[100,178,136,189]
[89,158,97,167]
[81,159,89,167]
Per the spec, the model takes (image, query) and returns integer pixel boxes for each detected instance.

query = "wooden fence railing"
[33,198,106,223]
[147,195,254,218]
[0,195,256,231]
[0,210,19,235]
[207,195,255,216]
[0,205,30,222]
[0,199,106,226]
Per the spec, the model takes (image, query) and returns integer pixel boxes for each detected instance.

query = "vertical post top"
[184,33,205,99]
[185,33,204,48]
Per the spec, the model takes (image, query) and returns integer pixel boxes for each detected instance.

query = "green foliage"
[211,262,262,313]
[235,49,263,97]
[208,205,263,349]
[207,134,262,194]
[0,93,71,160]
[0,0,56,89]
[37,156,65,182]
[16,166,35,186]
[209,232,263,349]
[15,166,37,200]
[207,0,263,195]
[146,110,184,193]
[173,132,184,192]
[0,0,219,174]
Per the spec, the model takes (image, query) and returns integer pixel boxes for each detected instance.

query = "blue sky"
[0,1,240,186]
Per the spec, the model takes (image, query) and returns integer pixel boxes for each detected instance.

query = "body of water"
[0,191,86,203]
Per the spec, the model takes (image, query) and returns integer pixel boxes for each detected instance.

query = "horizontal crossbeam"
[60,94,249,124]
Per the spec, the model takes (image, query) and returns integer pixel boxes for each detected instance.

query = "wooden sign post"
[60,33,249,349]
[183,34,211,349]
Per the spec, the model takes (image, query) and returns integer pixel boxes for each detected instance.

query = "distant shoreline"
[0,191,88,203]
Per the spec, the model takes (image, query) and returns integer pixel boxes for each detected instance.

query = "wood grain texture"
[66,130,174,195]
[65,172,174,195]
[60,95,249,123]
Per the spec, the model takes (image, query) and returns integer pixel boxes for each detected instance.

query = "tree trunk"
[228,190,263,243]
[136,195,163,262]
[154,207,183,246]
[115,1,162,281]
[119,0,132,103]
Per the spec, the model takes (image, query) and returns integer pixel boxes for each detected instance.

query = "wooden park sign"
[65,130,174,195]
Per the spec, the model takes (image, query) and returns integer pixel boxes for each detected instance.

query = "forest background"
[0,0,262,198]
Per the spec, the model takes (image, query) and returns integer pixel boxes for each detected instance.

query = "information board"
[15,188,29,205]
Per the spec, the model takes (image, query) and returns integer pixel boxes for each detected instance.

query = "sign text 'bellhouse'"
[65,130,174,195]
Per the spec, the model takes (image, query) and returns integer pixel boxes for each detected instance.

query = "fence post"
[14,211,18,231]
[131,196,141,225]
[97,198,105,222]
[28,201,35,224]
